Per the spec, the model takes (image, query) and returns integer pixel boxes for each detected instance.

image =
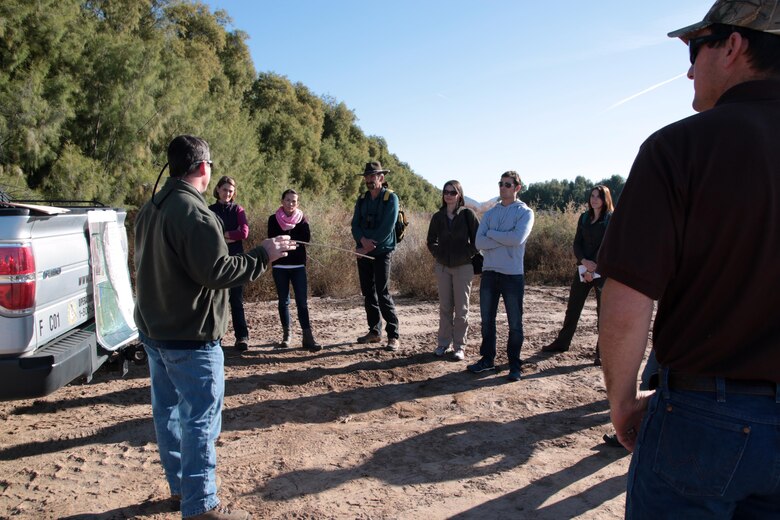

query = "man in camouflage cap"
[597,0,780,516]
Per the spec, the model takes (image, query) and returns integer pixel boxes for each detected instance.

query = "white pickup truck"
[0,192,140,400]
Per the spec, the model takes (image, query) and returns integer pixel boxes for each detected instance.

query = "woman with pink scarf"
[267,189,321,351]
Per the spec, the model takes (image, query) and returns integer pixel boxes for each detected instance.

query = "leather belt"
[666,371,778,397]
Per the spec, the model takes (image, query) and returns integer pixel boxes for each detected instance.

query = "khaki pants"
[435,262,474,350]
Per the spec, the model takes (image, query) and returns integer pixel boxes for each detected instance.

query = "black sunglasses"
[498,181,516,188]
[443,189,458,196]
[188,160,213,173]
[688,33,729,64]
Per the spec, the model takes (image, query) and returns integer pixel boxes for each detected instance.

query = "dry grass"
[128,199,582,302]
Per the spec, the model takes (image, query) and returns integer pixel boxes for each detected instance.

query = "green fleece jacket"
[134,177,269,343]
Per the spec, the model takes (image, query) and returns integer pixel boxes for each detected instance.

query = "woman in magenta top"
[208,175,250,351]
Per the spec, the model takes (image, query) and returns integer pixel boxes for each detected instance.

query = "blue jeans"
[479,270,525,372]
[357,252,399,339]
[228,285,249,340]
[626,373,780,519]
[143,337,223,518]
[272,266,311,330]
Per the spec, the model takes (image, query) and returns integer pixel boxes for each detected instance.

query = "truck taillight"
[0,245,36,314]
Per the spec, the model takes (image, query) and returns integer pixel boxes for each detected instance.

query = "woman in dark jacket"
[426,180,480,361]
[209,175,251,351]
[267,189,321,351]
[543,185,614,365]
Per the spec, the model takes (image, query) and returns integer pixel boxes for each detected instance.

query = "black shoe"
[542,339,569,353]
[467,358,497,374]
[507,370,522,382]
[235,338,249,352]
[602,433,623,448]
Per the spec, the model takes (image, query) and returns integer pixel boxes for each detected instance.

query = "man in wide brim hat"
[358,161,390,176]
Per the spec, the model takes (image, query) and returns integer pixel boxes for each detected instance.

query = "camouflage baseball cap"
[668,0,780,40]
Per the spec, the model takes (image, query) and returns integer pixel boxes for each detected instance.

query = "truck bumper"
[0,322,108,401]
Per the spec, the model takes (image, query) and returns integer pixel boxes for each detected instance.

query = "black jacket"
[426,207,479,267]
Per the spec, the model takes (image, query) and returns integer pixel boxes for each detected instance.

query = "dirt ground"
[0,285,649,519]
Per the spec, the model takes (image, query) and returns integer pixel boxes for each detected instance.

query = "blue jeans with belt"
[479,270,525,372]
[626,371,780,519]
[142,334,224,518]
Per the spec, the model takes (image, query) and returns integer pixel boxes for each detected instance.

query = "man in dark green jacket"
[135,135,294,520]
[351,161,400,351]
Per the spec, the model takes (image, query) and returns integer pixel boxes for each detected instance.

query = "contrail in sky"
[607,73,687,111]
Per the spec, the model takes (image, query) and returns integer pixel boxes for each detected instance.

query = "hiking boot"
[235,338,249,352]
[386,338,400,352]
[434,345,450,357]
[356,332,382,344]
[275,329,291,349]
[542,339,569,353]
[452,347,465,361]
[467,357,496,374]
[302,328,322,352]
[507,370,522,382]
[188,505,250,520]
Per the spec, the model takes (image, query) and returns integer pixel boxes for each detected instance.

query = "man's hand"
[359,237,377,252]
[262,235,296,263]
[611,390,654,451]
[583,272,594,283]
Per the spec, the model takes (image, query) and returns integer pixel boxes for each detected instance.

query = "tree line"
[1,0,624,215]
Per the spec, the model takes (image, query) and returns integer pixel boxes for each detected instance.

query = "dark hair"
[212,176,236,201]
[167,135,210,178]
[501,171,523,199]
[709,24,780,76]
[281,188,298,200]
[588,185,614,221]
[440,180,465,210]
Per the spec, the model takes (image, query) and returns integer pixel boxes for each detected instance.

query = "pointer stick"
[293,240,374,260]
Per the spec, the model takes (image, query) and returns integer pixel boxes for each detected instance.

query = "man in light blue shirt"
[468,171,534,382]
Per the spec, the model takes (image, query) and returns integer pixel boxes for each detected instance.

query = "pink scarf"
[275,206,303,230]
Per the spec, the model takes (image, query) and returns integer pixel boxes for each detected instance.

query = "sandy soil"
[0,285,646,519]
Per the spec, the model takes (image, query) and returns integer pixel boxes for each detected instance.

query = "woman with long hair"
[208,175,251,351]
[267,189,321,351]
[543,185,614,365]
[426,180,480,361]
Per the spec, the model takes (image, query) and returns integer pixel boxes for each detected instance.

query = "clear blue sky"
[204,0,713,202]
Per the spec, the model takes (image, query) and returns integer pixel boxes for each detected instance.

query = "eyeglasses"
[188,160,213,173]
[688,33,729,64]
[443,189,458,196]
[498,181,516,189]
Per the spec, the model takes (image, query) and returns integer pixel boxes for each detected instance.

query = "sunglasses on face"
[188,160,213,173]
[498,181,516,189]
[443,189,458,196]
[688,33,729,64]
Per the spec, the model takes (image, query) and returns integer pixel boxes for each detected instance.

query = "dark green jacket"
[134,177,269,343]
[351,188,398,255]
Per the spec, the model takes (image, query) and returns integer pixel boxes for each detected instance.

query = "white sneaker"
[434,345,449,357]
[452,348,465,361]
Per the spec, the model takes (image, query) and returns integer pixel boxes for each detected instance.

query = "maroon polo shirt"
[598,80,780,382]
